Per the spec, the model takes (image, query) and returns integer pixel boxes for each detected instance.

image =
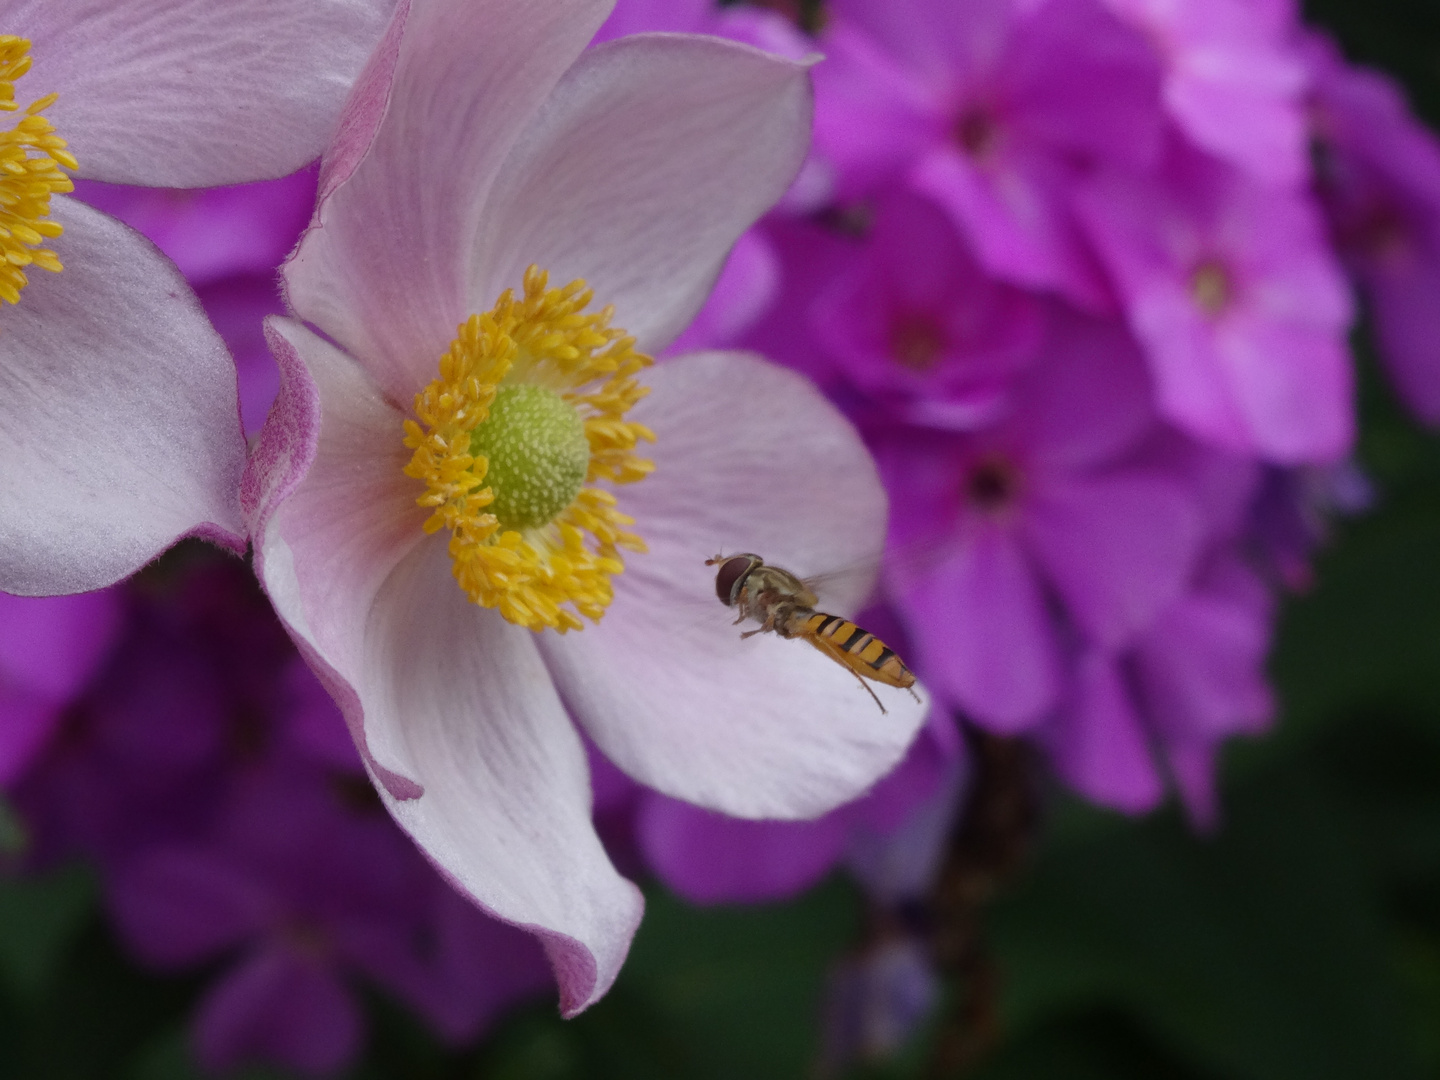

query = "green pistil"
[470,384,589,530]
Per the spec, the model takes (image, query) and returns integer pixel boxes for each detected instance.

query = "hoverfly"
[706,553,919,714]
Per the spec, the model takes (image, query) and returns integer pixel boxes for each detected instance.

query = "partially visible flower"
[1306,30,1440,425]
[1103,0,1309,186]
[1,0,392,597]
[819,731,965,1075]
[248,0,928,1014]
[1076,139,1354,463]
[877,309,1204,730]
[813,0,1163,305]
[805,189,1044,429]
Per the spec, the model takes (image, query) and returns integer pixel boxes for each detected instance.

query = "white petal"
[0,197,244,594]
[541,352,928,819]
[250,318,642,1012]
[470,33,813,353]
[14,0,394,186]
[284,0,614,400]
[246,316,429,787]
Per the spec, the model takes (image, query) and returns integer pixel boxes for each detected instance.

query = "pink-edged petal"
[470,34,813,355]
[249,339,643,1018]
[542,352,927,819]
[845,747,967,905]
[284,0,612,400]
[636,793,850,904]
[352,543,643,1016]
[1045,653,1164,814]
[0,197,244,595]
[893,524,1062,732]
[1025,472,1204,650]
[245,317,425,787]
[19,0,394,187]
[193,947,362,1077]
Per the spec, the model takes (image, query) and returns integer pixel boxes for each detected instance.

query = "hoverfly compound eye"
[714,555,756,606]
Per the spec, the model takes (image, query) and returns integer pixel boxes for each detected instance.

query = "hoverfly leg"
[847,668,887,715]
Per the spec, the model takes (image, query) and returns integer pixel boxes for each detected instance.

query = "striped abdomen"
[798,612,915,689]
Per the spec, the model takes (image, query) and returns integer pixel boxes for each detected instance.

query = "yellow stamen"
[403,266,655,632]
[0,37,74,306]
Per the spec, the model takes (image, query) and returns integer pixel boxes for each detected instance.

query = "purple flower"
[805,189,1044,429]
[813,0,1163,305]
[877,308,1205,731]
[1306,31,1440,426]
[0,0,393,597]
[1076,138,1354,463]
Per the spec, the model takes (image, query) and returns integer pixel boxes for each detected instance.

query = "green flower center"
[469,384,590,531]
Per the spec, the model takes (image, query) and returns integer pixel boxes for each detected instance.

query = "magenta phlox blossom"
[877,309,1205,732]
[1076,138,1354,463]
[1102,0,1309,186]
[0,0,394,597]
[246,0,928,1014]
[1305,31,1440,425]
[807,189,1045,429]
[813,0,1162,306]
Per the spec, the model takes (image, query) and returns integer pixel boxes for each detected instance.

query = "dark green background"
[7,1,1440,1076]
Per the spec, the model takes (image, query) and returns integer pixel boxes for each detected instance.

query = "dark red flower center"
[955,106,1002,161]
[965,455,1021,511]
[889,313,948,371]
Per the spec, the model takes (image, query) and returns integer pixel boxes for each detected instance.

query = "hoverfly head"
[707,553,763,607]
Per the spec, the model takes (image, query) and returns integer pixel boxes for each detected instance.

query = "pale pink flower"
[245,0,928,1015]
[1,0,392,596]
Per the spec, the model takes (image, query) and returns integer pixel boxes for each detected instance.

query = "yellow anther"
[403,266,655,632]
[0,37,74,306]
